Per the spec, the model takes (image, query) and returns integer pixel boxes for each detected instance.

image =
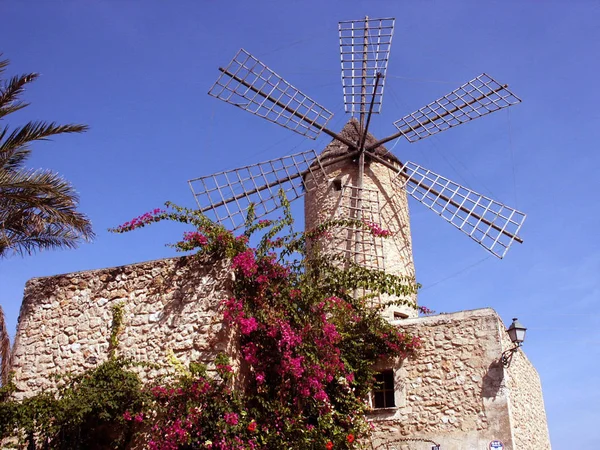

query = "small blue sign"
[489,441,504,450]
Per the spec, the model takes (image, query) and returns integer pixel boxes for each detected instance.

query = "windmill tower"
[189,16,526,319]
[304,118,417,319]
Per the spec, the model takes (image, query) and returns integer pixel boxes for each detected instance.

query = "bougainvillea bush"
[1,198,424,449]
[114,200,422,450]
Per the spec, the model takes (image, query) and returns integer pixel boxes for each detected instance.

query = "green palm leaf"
[0,305,10,385]
[0,72,39,118]
[0,56,94,259]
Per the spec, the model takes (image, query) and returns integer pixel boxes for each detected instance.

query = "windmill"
[189,17,526,318]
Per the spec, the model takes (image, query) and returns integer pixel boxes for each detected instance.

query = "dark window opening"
[332,179,343,191]
[394,312,408,320]
[373,369,395,408]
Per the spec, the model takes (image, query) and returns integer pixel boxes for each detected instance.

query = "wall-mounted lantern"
[502,317,527,367]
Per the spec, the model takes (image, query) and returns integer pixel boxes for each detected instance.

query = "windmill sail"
[209,49,334,139]
[393,74,521,143]
[395,161,526,258]
[339,17,395,115]
[188,150,326,231]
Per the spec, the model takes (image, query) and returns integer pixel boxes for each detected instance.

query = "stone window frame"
[368,361,406,417]
[373,369,396,408]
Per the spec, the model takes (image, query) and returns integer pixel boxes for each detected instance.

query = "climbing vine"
[1,198,426,449]
[109,302,126,358]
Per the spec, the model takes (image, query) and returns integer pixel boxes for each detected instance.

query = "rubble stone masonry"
[10,255,234,400]
[10,256,550,450]
[370,309,551,450]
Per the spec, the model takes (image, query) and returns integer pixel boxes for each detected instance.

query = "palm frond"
[0,146,30,173]
[0,168,82,201]
[0,305,11,385]
[0,169,94,258]
[0,57,93,259]
[0,121,88,156]
[0,57,9,76]
[0,221,92,258]
[0,73,38,118]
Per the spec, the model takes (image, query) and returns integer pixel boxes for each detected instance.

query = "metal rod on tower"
[355,16,370,266]
[358,73,382,154]
[218,67,357,150]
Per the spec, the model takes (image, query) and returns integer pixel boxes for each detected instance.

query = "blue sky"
[1,1,599,447]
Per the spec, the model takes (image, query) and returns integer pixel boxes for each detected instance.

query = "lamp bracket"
[501,343,522,368]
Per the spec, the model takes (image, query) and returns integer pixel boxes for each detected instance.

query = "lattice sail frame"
[339,17,395,115]
[393,73,522,143]
[394,161,526,258]
[331,184,385,271]
[208,49,334,139]
[188,150,326,231]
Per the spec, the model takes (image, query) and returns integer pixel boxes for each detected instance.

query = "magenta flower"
[239,316,258,335]
[224,412,239,425]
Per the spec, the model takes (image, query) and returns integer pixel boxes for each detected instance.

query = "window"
[332,179,343,191]
[373,369,395,409]
[393,312,408,320]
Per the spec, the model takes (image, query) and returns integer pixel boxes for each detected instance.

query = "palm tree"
[0,56,95,382]
[0,56,94,258]
[0,305,10,385]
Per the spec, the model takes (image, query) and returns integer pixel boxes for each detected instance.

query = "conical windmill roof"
[318,117,401,165]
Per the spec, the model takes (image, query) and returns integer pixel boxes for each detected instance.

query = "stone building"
[9,121,551,449]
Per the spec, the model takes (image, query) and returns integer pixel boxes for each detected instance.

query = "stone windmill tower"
[189,17,527,319]
[303,118,416,319]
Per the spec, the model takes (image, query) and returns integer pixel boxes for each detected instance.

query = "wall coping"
[392,307,501,327]
[24,254,204,284]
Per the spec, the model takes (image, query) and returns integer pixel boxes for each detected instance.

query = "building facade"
[9,122,551,449]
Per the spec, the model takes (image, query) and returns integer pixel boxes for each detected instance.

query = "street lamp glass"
[507,318,526,345]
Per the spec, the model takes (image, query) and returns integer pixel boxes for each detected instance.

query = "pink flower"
[232,250,258,277]
[364,221,391,237]
[123,410,132,421]
[256,373,265,384]
[243,342,259,364]
[115,209,164,232]
[418,305,435,315]
[239,316,258,335]
[283,355,304,378]
[216,363,233,373]
[314,390,328,402]
[322,323,340,344]
[224,412,239,425]
[183,231,208,245]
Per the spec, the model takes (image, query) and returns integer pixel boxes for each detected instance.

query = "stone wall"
[10,257,550,450]
[502,326,551,449]
[370,308,551,450]
[10,255,234,400]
